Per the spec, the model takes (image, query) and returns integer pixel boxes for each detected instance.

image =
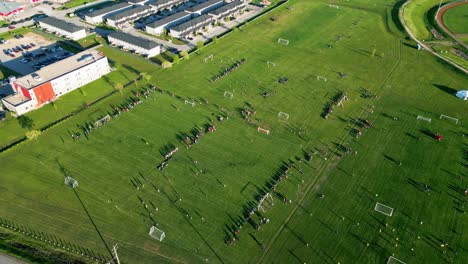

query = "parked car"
[8,53,15,58]
[30,42,35,47]
[8,26,15,30]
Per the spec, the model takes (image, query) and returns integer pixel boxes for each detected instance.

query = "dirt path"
[0,253,28,264]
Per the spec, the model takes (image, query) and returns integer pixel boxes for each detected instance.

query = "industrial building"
[1,50,111,116]
[84,2,132,25]
[108,31,162,58]
[145,11,191,35]
[38,16,87,40]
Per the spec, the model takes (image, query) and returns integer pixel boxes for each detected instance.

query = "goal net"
[224,91,233,99]
[267,61,276,67]
[278,112,289,120]
[416,115,431,122]
[65,176,78,189]
[184,100,195,107]
[149,226,165,241]
[374,202,394,216]
[94,115,111,127]
[257,193,274,212]
[387,256,406,264]
[277,38,289,46]
[203,54,213,63]
[440,114,459,124]
[316,75,327,82]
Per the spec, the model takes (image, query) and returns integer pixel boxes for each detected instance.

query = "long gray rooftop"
[39,16,84,33]
[108,31,160,50]
[171,14,213,32]
[107,5,152,21]
[208,0,244,16]
[86,2,131,18]
[146,11,190,28]
[186,0,224,13]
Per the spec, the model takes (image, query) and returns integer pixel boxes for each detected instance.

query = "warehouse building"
[108,31,162,57]
[208,0,246,20]
[2,50,110,116]
[84,2,132,24]
[145,11,191,35]
[185,0,224,16]
[169,14,214,39]
[106,5,154,28]
[38,16,87,40]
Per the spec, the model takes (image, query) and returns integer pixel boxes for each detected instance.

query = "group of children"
[212,59,247,82]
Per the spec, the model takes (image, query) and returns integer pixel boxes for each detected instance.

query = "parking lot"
[0,32,75,75]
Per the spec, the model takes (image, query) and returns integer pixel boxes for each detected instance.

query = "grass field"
[403,0,442,40]
[443,3,468,34]
[0,0,467,263]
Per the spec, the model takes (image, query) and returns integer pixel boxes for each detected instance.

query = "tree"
[114,83,124,95]
[140,72,152,83]
[172,54,180,64]
[213,36,218,43]
[162,61,172,68]
[180,50,189,60]
[26,130,41,140]
[197,41,204,50]
[17,115,34,130]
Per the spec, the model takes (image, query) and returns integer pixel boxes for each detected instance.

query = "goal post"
[439,114,459,124]
[224,91,233,99]
[64,176,78,189]
[416,115,431,122]
[203,54,213,63]
[387,256,406,264]
[149,226,165,241]
[316,75,327,82]
[257,193,274,213]
[278,111,289,120]
[184,100,195,107]
[374,202,394,216]
[267,61,276,67]
[94,115,111,127]
[277,38,289,46]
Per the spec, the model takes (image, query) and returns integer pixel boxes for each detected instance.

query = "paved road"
[0,253,28,264]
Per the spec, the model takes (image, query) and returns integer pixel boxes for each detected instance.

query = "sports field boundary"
[399,0,468,74]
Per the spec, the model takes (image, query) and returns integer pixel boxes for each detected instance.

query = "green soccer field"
[443,3,468,34]
[0,0,467,263]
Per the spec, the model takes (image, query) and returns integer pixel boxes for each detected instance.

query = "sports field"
[0,0,467,263]
[443,2,468,34]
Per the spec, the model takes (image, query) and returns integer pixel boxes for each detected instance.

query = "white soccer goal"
[374,202,394,216]
[149,226,165,241]
[316,75,328,82]
[387,256,406,264]
[440,114,459,124]
[277,38,289,46]
[278,111,289,120]
[267,61,276,67]
[416,115,431,122]
[184,100,195,107]
[203,54,213,63]
[94,115,111,127]
[64,176,78,189]
[224,91,233,99]
[329,4,340,9]
[257,193,274,212]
